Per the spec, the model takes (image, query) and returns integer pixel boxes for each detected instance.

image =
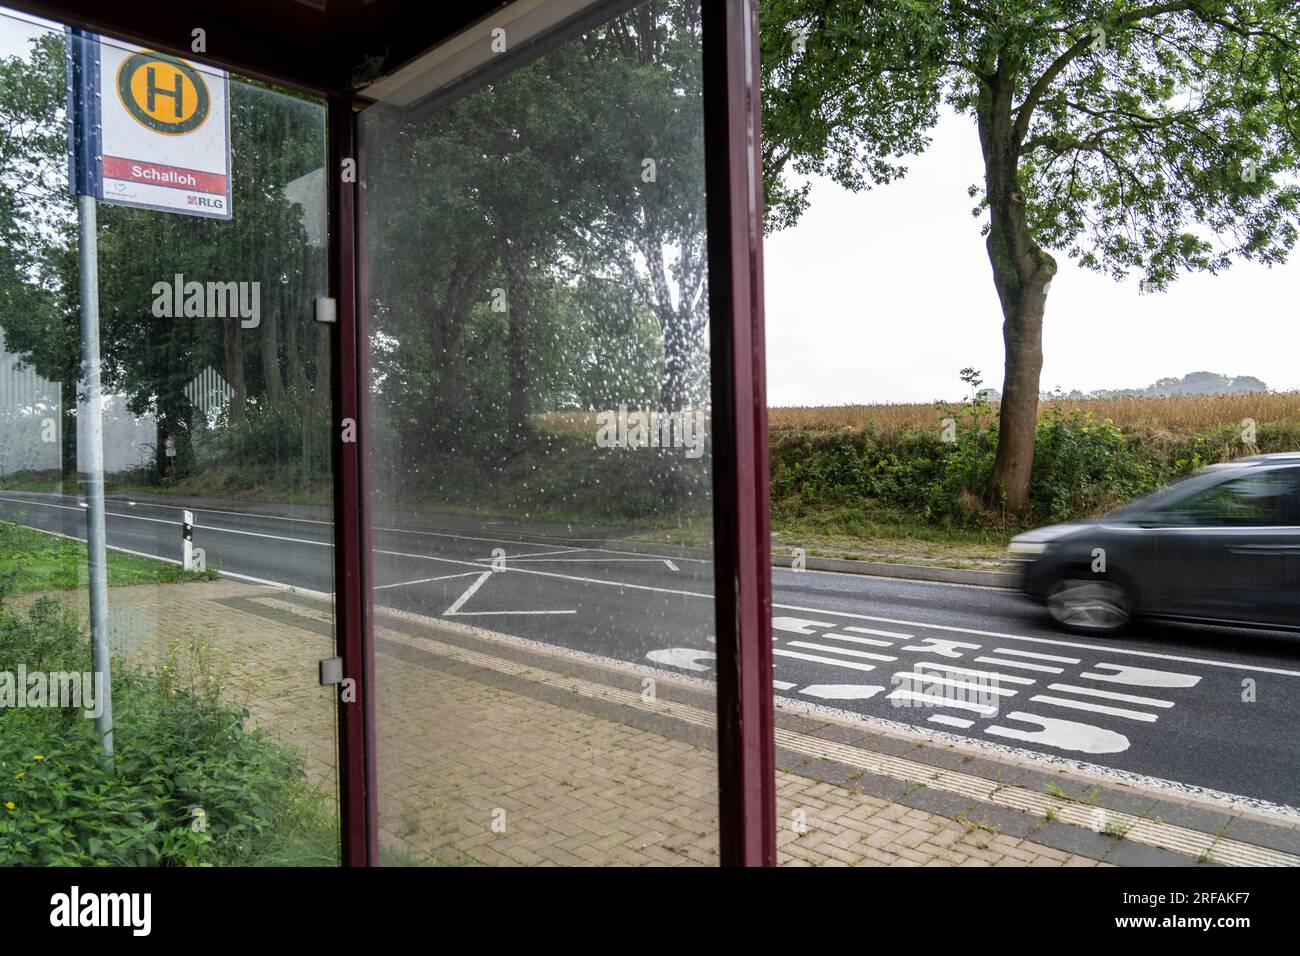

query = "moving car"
[1012,453,1300,634]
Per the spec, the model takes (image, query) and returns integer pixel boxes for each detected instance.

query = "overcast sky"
[765,107,1300,406]
[6,7,1299,407]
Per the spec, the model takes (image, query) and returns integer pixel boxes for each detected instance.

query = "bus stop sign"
[68,32,232,219]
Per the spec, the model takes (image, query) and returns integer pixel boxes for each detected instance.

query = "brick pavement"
[27,579,1300,867]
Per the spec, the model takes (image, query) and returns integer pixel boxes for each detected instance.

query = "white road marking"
[913,662,1037,686]
[974,656,1064,674]
[800,684,886,701]
[993,647,1081,664]
[7,493,1295,695]
[444,572,491,615]
[901,638,981,658]
[929,715,975,729]
[773,616,833,635]
[374,572,482,591]
[892,671,1018,697]
[451,610,578,616]
[379,600,1300,821]
[886,690,998,716]
[818,632,894,648]
[1046,683,1175,708]
[773,602,1300,679]
[846,625,912,639]
[773,679,798,690]
[476,548,585,558]
[774,649,877,672]
[647,648,716,672]
[1029,694,1159,723]
[787,641,897,662]
[986,712,1130,755]
[1083,663,1202,689]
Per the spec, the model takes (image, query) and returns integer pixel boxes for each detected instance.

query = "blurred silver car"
[1012,453,1300,634]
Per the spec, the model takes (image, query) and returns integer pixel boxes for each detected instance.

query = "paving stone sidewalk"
[35,579,1300,867]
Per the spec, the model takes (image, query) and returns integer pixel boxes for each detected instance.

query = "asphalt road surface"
[3,489,1298,814]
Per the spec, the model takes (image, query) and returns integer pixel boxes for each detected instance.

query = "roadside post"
[181,510,193,569]
[65,28,231,757]
[66,27,113,757]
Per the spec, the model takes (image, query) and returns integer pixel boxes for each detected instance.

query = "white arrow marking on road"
[986,712,1130,754]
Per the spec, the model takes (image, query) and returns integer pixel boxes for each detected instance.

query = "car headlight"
[1008,540,1049,556]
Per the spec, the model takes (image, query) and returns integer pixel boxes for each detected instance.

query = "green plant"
[0,602,336,866]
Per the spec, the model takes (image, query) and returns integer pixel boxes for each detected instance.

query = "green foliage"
[0,601,333,866]
[761,1,1300,283]
[768,395,1279,530]
[1028,406,1156,523]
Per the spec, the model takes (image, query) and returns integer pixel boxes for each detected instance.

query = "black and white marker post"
[182,511,194,569]
[67,28,113,757]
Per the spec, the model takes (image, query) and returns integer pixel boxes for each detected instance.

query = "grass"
[245,783,341,866]
[0,519,216,597]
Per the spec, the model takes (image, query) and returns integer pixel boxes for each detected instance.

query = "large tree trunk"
[978,67,1057,513]
[223,318,246,426]
[260,298,288,413]
[988,248,1051,511]
[656,306,689,412]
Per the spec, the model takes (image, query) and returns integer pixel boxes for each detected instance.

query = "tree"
[0,33,79,485]
[760,1,1300,510]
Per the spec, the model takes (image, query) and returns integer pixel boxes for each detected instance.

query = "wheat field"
[537,392,1300,439]
[768,392,1300,436]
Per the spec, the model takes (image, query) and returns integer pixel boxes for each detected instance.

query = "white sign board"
[95,39,231,219]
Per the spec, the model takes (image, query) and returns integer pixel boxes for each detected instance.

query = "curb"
[780,554,1018,588]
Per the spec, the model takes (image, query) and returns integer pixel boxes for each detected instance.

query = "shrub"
[0,599,335,866]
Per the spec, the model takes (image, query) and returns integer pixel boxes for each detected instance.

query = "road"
[2,488,1298,814]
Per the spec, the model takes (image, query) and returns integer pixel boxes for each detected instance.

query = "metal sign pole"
[67,28,113,757]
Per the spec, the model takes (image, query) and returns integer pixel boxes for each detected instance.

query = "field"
[769,392,1300,438]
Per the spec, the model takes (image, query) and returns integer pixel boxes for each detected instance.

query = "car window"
[1152,469,1300,527]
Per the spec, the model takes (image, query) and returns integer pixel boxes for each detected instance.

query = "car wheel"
[1046,578,1130,634]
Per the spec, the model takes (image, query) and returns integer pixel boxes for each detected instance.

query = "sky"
[5,6,1299,408]
[764,107,1300,406]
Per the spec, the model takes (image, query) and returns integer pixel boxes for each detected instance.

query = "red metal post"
[328,95,373,866]
[702,0,775,866]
